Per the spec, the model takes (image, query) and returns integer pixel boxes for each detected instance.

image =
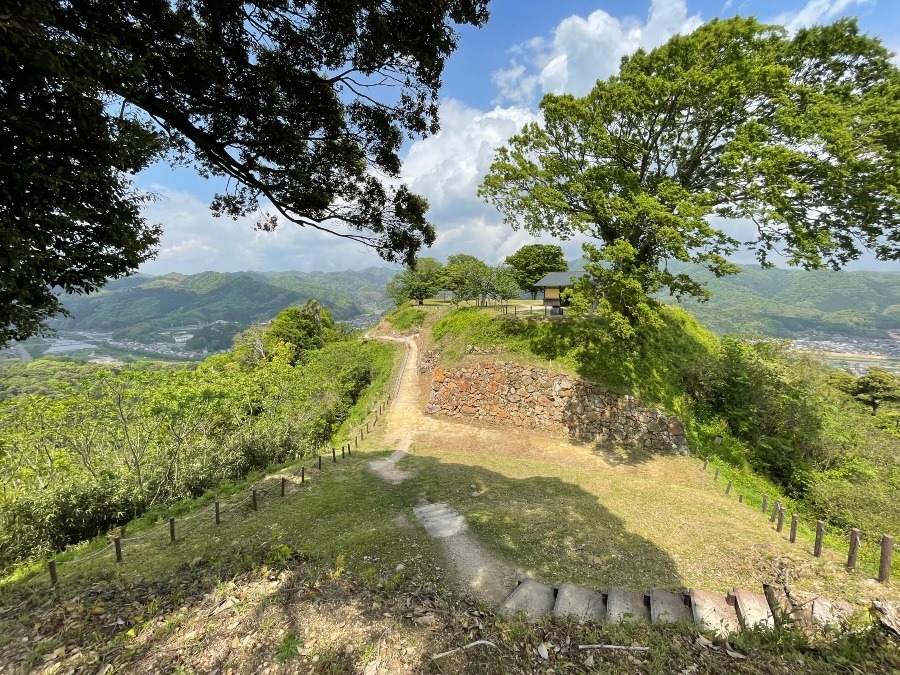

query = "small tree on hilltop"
[385,257,445,306]
[480,18,900,339]
[444,254,491,305]
[505,244,568,299]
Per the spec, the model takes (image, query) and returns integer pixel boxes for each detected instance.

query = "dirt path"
[369,335,520,604]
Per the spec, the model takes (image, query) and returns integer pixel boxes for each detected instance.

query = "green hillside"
[49,269,396,347]
[568,258,900,337]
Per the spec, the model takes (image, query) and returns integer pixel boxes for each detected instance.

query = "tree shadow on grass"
[402,454,683,593]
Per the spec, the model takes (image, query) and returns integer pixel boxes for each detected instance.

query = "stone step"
[649,589,692,625]
[690,589,740,636]
[731,589,774,631]
[500,579,556,620]
[412,503,453,517]
[552,583,607,622]
[810,596,855,633]
[412,503,467,538]
[606,588,650,623]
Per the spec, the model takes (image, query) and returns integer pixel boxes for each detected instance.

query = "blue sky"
[136,0,900,275]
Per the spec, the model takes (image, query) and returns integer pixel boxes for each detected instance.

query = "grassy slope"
[416,303,899,586]
[2,312,898,673]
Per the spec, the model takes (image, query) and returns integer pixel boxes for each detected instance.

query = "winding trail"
[368,334,520,604]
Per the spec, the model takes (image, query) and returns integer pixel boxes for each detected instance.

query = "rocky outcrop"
[425,362,688,453]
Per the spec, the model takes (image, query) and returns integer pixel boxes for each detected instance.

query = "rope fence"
[9,384,401,600]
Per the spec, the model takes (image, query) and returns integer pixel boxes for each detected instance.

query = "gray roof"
[533,271,584,288]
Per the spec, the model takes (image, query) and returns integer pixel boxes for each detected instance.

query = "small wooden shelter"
[533,271,584,312]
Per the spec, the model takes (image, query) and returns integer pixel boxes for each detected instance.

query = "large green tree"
[1,0,490,346]
[480,18,900,331]
[505,244,568,299]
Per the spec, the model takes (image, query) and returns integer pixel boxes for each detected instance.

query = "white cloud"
[493,0,703,104]
[773,0,869,32]
[139,188,393,275]
[397,99,588,264]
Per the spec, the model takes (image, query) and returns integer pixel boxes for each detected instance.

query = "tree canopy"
[480,17,900,329]
[1,0,490,345]
[505,244,568,299]
[385,257,445,306]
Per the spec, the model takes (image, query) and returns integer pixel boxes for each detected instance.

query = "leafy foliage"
[2,0,492,345]
[504,244,568,299]
[443,255,520,305]
[385,257,445,306]
[1,1,163,345]
[0,334,392,569]
[481,17,900,329]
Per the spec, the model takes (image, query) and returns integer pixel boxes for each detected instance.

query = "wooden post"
[879,535,894,583]
[814,520,824,557]
[251,489,257,511]
[332,447,336,463]
[48,560,58,586]
[354,437,358,449]
[713,467,719,481]
[301,467,305,484]
[790,514,799,543]
[725,481,732,495]
[169,517,175,543]
[703,458,708,471]
[776,507,784,533]
[762,495,768,514]
[281,477,286,497]
[215,501,220,525]
[347,442,351,456]
[771,500,781,523]
[366,422,370,434]
[318,454,322,470]
[114,536,122,563]
[738,494,743,504]
[341,445,345,458]
[847,528,861,569]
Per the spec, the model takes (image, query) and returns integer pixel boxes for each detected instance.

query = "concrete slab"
[500,579,555,620]
[649,589,692,624]
[553,583,606,622]
[690,589,740,636]
[731,589,774,631]
[606,588,649,623]
[811,597,854,633]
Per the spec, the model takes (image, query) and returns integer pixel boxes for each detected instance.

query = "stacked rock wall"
[425,362,687,453]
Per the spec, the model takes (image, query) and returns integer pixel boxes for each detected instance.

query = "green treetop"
[480,17,900,332]
[385,257,445,306]
[505,244,568,299]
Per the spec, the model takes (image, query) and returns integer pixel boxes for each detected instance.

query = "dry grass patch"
[396,416,900,607]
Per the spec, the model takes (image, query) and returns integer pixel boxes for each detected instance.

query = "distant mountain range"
[53,268,398,347]
[49,262,900,353]
[569,259,900,338]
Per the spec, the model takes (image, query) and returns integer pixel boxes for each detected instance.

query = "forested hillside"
[564,259,900,338]
[51,269,396,346]
[669,264,900,338]
[0,305,395,570]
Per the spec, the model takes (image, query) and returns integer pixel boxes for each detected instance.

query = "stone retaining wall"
[425,362,688,453]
